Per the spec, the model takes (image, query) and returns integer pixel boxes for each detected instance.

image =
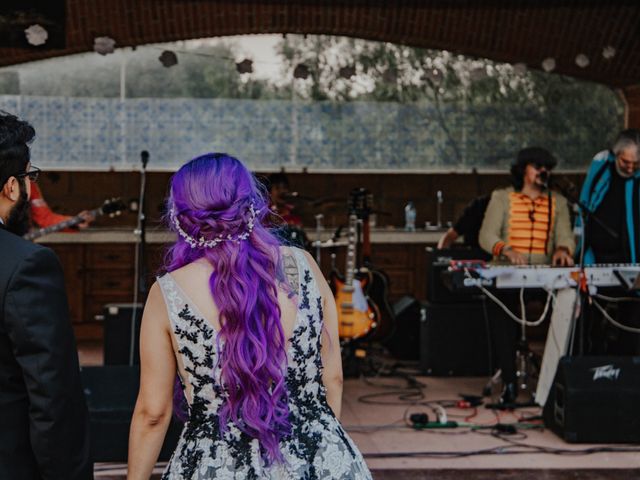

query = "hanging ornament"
[293,63,310,79]
[575,53,590,68]
[236,59,253,74]
[94,36,116,55]
[424,68,443,85]
[469,66,487,82]
[383,68,398,84]
[159,50,178,67]
[541,57,556,72]
[24,24,48,46]
[339,65,356,79]
[602,46,616,60]
[512,63,528,75]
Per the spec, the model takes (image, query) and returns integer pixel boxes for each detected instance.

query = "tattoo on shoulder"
[282,252,299,297]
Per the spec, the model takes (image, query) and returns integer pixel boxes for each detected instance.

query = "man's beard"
[615,162,634,179]
[6,188,31,237]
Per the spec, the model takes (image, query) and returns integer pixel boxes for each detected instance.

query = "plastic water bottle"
[404,201,416,232]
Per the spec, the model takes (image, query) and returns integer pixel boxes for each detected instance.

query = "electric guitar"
[349,188,395,342]
[24,198,127,241]
[331,213,378,340]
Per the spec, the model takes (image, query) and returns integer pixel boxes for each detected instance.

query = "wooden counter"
[36,227,448,244]
[40,228,445,340]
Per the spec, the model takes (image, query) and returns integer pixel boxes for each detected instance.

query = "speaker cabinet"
[103,303,143,365]
[385,296,424,361]
[543,356,640,443]
[419,301,496,376]
[81,365,183,462]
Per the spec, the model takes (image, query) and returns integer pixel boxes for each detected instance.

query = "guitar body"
[330,271,378,340]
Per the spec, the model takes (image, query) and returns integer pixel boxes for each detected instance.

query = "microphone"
[539,170,550,189]
[141,150,150,169]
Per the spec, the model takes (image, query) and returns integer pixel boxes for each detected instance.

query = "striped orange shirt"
[507,192,555,255]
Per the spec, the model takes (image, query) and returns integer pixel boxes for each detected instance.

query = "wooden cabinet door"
[44,244,85,324]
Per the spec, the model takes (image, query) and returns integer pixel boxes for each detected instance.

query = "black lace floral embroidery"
[159,256,370,479]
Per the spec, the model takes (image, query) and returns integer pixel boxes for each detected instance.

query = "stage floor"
[78,343,640,479]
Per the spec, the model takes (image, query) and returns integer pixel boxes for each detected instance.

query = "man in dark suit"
[0,112,92,479]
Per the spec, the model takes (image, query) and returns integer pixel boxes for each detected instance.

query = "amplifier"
[543,356,640,443]
[385,296,424,361]
[103,303,143,365]
[419,301,497,376]
[426,247,491,303]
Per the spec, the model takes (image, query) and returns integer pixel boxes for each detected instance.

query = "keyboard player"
[478,147,575,404]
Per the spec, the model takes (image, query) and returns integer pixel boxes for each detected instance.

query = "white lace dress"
[157,248,372,479]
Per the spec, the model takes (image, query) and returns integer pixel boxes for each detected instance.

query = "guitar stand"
[341,339,376,378]
[515,337,541,401]
[482,369,502,397]
[481,325,541,403]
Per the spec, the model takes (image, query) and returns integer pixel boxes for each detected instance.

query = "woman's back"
[157,246,371,479]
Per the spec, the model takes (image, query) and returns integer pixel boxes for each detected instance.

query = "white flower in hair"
[171,201,260,248]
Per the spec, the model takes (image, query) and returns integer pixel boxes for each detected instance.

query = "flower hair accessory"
[171,201,259,248]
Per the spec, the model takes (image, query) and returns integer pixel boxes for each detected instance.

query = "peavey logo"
[591,364,621,381]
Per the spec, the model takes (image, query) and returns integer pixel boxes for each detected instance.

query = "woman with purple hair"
[127,153,371,479]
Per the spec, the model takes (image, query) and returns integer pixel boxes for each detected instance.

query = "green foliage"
[1,42,286,100]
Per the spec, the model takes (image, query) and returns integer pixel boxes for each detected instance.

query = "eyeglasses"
[530,162,553,171]
[16,165,41,183]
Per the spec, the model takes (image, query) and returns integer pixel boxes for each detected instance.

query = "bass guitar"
[331,213,378,341]
[24,197,126,241]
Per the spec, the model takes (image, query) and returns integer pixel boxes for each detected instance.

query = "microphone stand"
[553,177,619,243]
[553,177,618,357]
[130,150,149,365]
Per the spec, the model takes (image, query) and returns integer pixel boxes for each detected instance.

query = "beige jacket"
[479,187,575,265]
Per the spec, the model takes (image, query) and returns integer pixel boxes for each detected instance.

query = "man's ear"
[2,177,20,202]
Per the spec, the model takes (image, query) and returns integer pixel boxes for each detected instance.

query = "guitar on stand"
[24,198,126,241]
[331,212,378,341]
[349,188,395,343]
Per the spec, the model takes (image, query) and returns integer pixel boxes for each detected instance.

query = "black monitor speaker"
[80,365,183,462]
[103,303,143,365]
[543,356,640,443]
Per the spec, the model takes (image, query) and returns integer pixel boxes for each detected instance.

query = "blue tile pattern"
[0,95,621,171]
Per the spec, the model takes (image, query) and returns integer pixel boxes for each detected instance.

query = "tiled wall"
[1,95,620,171]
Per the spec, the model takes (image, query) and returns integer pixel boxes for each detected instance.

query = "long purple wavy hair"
[165,153,290,463]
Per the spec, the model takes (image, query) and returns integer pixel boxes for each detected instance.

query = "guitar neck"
[345,214,358,286]
[24,207,101,241]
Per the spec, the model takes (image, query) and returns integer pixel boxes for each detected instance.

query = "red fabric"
[30,182,72,228]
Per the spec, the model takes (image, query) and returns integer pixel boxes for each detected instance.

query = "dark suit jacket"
[0,227,92,479]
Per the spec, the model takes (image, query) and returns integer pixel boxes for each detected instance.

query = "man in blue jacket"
[578,128,640,355]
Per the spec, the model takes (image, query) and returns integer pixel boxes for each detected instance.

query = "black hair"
[510,146,557,190]
[0,111,35,186]
[267,170,289,191]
